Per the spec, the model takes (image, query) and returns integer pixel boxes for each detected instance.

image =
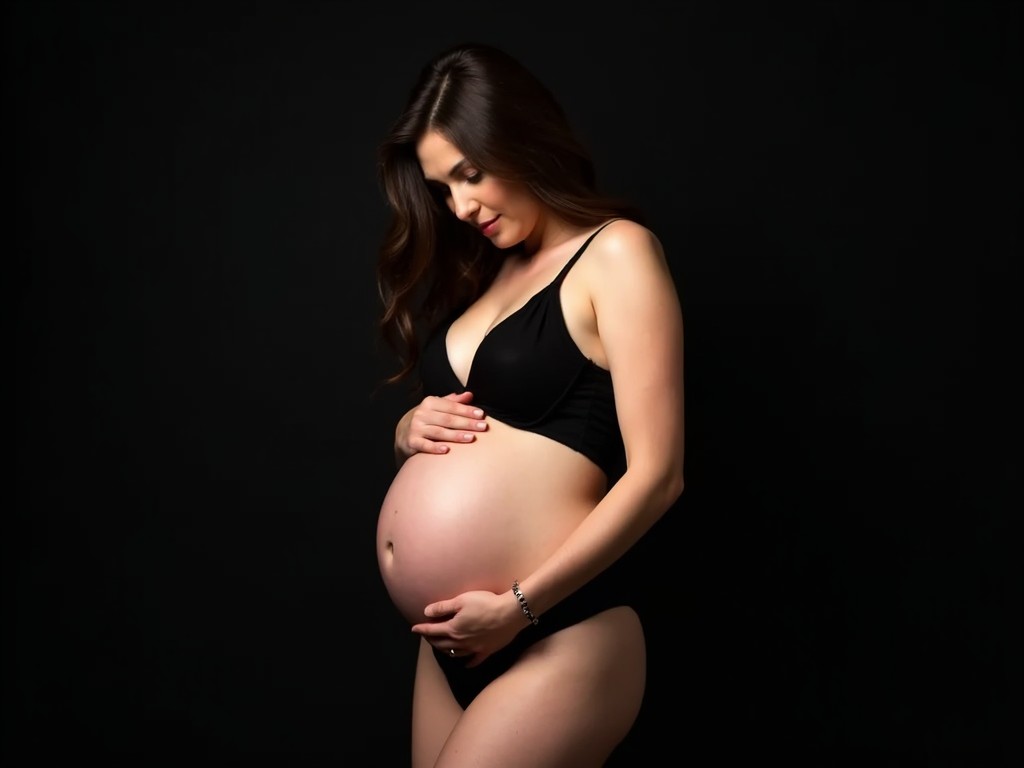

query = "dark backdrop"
[7,2,1021,765]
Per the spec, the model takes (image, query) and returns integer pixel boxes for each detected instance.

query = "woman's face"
[416,130,542,250]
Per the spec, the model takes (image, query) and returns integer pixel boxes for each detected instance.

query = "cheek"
[505,193,540,225]
[484,181,517,210]
[503,189,536,217]
[493,191,523,217]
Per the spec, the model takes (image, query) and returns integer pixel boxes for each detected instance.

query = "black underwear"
[432,557,638,709]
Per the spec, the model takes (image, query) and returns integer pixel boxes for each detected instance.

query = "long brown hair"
[375,42,645,385]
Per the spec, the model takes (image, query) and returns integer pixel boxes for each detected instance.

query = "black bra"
[419,221,624,480]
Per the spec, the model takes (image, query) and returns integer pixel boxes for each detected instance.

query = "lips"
[478,216,500,235]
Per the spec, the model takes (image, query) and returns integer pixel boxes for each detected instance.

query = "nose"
[449,186,480,222]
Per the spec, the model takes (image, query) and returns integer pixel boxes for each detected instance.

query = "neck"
[522,216,591,258]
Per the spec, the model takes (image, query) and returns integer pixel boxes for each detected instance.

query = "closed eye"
[423,168,482,199]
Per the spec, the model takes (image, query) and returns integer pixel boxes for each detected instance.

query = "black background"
[7,1,1021,765]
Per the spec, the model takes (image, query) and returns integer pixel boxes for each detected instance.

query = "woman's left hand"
[410,589,528,667]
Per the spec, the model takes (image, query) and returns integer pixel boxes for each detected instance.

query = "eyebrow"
[446,158,469,178]
[424,158,470,184]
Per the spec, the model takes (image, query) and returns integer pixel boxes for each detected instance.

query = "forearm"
[507,462,684,619]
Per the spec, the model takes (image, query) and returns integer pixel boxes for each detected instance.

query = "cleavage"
[445,282,553,388]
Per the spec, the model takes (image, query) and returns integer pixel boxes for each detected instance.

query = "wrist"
[511,580,540,626]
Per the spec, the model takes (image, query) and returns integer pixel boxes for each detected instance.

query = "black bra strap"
[552,219,620,284]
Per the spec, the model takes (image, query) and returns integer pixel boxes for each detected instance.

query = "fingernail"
[476,421,486,430]
[473,409,484,418]
[461,433,474,442]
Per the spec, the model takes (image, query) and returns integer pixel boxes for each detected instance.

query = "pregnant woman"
[374,42,685,767]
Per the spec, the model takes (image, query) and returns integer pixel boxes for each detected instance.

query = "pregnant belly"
[376,422,605,626]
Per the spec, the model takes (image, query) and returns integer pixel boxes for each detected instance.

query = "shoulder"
[584,218,668,278]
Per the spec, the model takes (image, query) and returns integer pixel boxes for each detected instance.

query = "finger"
[410,438,452,454]
[410,621,450,637]
[410,431,474,451]
[418,407,487,431]
[423,599,455,619]
[444,407,487,426]
[422,419,486,438]
[419,636,464,659]
[439,392,487,422]
[427,644,466,659]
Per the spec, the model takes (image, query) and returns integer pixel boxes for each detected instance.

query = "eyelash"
[427,172,483,198]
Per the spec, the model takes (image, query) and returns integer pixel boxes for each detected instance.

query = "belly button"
[386,541,394,554]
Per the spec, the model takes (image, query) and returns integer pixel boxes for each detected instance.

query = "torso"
[376,221,621,625]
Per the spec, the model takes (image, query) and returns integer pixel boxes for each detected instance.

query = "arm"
[505,221,685,615]
[394,391,489,468]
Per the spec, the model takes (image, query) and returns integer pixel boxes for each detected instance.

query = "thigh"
[435,606,647,768]
[412,637,464,768]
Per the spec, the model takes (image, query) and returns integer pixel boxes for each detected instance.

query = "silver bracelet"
[511,580,539,625]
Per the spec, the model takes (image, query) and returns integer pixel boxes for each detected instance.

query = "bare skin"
[377,131,685,766]
[392,391,486,465]
[377,416,607,628]
[412,608,646,768]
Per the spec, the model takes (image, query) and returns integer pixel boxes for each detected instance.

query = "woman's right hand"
[394,391,488,463]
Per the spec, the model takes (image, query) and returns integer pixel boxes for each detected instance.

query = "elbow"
[625,450,685,511]
[663,466,685,507]
[643,463,684,514]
